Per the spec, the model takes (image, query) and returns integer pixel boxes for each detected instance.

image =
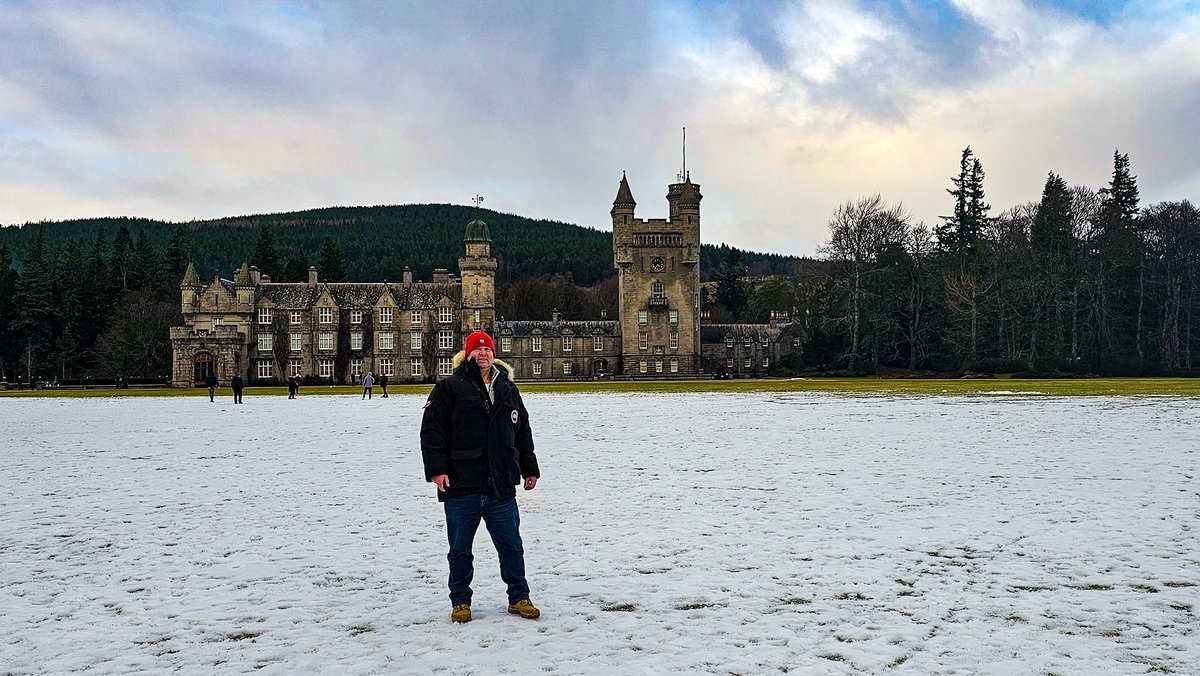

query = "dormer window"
[378,307,392,324]
[258,308,272,325]
[350,310,363,324]
[319,307,333,324]
[439,307,453,324]
[651,281,664,298]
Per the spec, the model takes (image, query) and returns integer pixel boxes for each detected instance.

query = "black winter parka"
[420,356,539,502]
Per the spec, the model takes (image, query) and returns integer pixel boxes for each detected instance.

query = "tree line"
[710,149,1199,375]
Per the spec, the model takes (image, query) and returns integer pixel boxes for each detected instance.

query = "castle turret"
[234,261,255,306]
[180,262,200,311]
[459,202,497,333]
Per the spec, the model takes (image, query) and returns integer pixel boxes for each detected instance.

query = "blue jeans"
[443,494,529,606]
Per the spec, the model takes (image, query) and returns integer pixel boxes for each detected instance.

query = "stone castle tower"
[612,171,703,375]
[458,211,496,334]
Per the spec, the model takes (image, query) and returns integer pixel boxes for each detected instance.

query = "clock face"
[650,256,665,272]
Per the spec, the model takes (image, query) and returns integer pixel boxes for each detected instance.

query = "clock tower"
[612,171,702,376]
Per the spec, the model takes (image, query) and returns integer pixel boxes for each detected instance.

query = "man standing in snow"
[205,370,217,402]
[420,331,541,624]
[361,371,375,399]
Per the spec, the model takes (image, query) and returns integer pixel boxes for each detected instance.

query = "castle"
[170,174,802,386]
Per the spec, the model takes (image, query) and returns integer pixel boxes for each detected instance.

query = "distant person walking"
[231,374,244,404]
[205,371,218,402]
[287,375,299,399]
[362,371,375,399]
[379,373,389,398]
[420,331,541,624]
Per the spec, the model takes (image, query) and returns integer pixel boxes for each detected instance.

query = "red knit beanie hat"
[464,331,495,354]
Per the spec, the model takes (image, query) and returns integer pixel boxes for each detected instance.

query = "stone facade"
[171,173,803,386]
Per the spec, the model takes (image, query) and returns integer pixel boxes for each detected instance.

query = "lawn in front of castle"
[4,376,1200,398]
[2,390,1197,673]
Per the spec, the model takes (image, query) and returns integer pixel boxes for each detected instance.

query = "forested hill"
[0,204,804,285]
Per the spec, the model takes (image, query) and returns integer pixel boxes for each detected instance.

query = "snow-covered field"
[2,391,1198,675]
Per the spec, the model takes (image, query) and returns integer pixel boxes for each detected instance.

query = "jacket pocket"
[450,447,486,487]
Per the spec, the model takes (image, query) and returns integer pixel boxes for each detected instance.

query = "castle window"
[669,331,678,350]
[532,335,542,352]
[411,310,422,325]
[762,357,770,369]
[439,307,453,324]
[725,335,733,347]
[744,357,751,369]
[670,358,679,373]
[377,332,393,351]
[258,334,273,352]
[350,310,363,325]
[593,336,603,352]
[291,311,302,324]
[319,307,333,324]
[563,361,572,375]
[319,358,334,378]
[257,359,273,379]
[761,334,769,345]
[350,358,363,378]
[793,337,801,347]
[438,330,454,350]
[655,359,663,373]
[474,310,481,327]
[638,310,647,325]
[319,332,334,351]
[410,358,423,377]
[212,317,223,328]
[289,359,302,377]
[638,332,647,351]
[379,358,394,377]
[651,282,664,298]
[378,307,392,325]
[439,357,453,376]
[639,360,647,374]
[726,358,734,369]
[669,309,678,325]
[562,337,572,352]
[351,331,363,351]
[410,332,422,350]
[743,335,751,345]
[532,361,543,376]
[291,333,302,352]
[258,308,272,325]
[501,336,512,352]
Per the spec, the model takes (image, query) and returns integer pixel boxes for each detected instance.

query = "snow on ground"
[1,391,1198,675]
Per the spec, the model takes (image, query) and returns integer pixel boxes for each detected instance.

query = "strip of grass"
[2,377,1199,398]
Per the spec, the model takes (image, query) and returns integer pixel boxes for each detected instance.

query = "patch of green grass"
[4,377,1200,398]
[601,602,637,612]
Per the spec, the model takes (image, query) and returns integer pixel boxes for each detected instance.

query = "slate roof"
[254,282,462,309]
[700,322,795,343]
[497,320,620,338]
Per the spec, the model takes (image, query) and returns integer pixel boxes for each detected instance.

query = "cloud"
[0,0,1198,259]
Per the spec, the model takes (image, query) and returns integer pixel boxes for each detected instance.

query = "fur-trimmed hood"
[450,350,516,381]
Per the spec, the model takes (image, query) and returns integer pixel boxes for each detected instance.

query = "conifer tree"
[110,226,135,291]
[163,224,192,285]
[282,247,309,283]
[251,225,281,281]
[0,244,19,379]
[714,248,750,321]
[936,147,990,261]
[317,236,348,283]
[131,231,162,291]
[14,226,58,382]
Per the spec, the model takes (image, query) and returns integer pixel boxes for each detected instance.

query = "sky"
[1,0,1198,257]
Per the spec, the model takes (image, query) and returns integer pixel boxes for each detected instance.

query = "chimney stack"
[403,266,412,285]
[250,266,261,286]
[308,266,318,287]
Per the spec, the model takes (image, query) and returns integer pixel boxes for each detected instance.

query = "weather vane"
[472,194,484,215]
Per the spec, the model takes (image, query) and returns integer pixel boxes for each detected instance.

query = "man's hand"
[431,474,450,492]
[523,476,538,491]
